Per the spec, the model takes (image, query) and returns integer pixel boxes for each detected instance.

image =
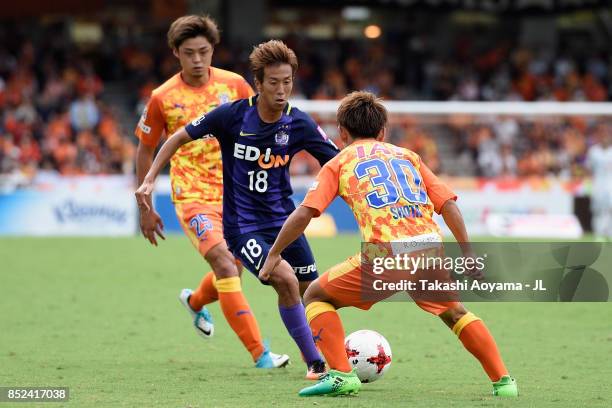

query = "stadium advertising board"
[0,174,136,236]
[434,178,576,237]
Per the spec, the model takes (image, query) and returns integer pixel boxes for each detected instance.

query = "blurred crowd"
[0,40,134,183]
[292,114,609,179]
[448,116,610,178]
[1,18,610,181]
[130,39,612,108]
[282,36,612,102]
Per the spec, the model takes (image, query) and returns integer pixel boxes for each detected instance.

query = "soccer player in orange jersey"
[259,91,518,396]
[135,15,288,368]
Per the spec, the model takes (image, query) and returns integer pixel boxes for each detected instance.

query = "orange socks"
[304,303,508,381]
[188,273,264,362]
[215,277,264,362]
[305,302,352,373]
[453,312,508,381]
[188,271,218,310]
[305,303,508,381]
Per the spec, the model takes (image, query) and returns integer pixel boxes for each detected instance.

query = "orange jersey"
[135,68,254,204]
[302,139,456,242]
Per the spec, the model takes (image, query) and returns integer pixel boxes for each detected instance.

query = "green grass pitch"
[1,235,611,407]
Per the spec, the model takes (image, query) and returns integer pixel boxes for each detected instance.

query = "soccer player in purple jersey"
[136,40,338,378]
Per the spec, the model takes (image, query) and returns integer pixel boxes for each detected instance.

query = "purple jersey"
[185,95,339,237]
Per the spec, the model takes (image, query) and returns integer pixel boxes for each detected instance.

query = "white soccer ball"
[344,329,392,383]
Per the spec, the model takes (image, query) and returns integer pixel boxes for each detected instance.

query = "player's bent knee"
[268,268,299,295]
[302,286,315,305]
[268,273,297,291]
[206,244,239,279]
[439,304,468,327]
[303,280,326,305]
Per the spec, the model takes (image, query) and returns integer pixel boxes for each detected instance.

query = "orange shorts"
[175,202,225,257]
[319,253,460,316]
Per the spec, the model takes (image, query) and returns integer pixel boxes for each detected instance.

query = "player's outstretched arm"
[441,200,482,279]
[259,206,317,281]
[135,128,192,212]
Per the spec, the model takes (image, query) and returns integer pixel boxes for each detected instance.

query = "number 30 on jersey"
[354,158,427,208]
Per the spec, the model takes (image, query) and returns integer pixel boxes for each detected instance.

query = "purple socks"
[279,302,321,364]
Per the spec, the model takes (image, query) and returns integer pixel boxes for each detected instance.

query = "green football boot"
[493,375,518,397]
[298,369,361,397]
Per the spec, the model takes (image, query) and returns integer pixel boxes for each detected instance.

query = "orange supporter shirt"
[135,67,254,204]
[302,139,456,242]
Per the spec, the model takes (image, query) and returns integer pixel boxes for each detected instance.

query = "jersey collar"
[178,67,214,92]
